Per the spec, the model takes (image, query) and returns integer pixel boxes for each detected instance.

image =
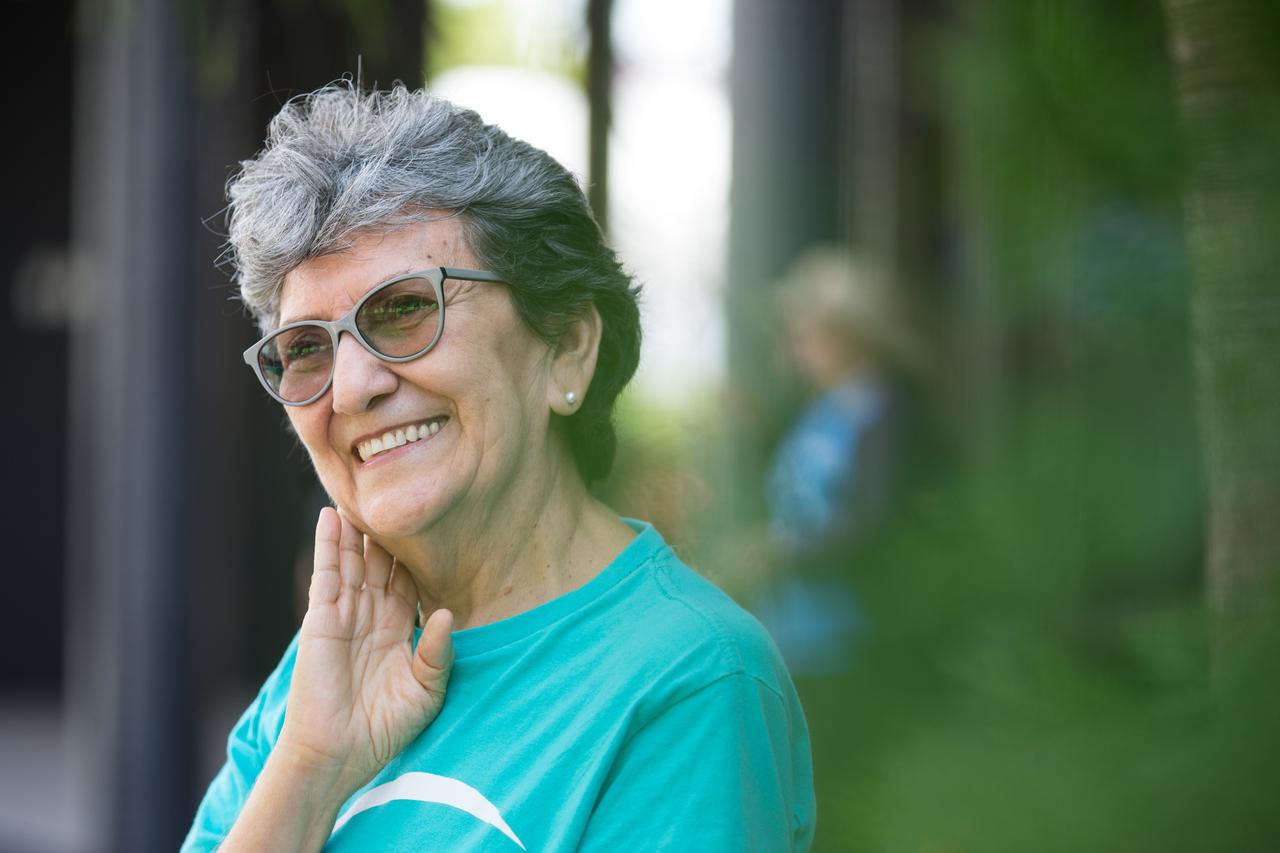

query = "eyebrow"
[277,267,420,327]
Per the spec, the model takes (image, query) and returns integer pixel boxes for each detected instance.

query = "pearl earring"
[565,391,578,406]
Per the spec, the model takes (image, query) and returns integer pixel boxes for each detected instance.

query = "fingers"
[412,608,455,698]
[364,537,394,591]
[337,512,366,591]
[308,507,343,606]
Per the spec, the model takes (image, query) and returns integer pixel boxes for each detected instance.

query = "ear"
[547,304,603,416]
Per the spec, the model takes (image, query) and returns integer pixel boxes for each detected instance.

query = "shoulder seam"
[651,552,745,675]
[618,670,787,751]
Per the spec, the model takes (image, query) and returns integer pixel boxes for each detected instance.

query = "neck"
[371,446,634,630]
[813,357,879,393]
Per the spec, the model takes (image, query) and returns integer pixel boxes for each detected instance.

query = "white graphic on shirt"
[330,771,526,849]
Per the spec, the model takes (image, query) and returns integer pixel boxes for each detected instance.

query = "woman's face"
[278,218,557,540]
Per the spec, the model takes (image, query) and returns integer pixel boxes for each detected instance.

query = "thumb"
[412,608,455,702]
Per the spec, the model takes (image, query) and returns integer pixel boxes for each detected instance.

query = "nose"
[330,332,398,414]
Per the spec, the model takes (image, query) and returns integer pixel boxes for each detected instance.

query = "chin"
[353,486,457,541]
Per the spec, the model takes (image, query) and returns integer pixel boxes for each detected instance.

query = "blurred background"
[3,0,1279,850]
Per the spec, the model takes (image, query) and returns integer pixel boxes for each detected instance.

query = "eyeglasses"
[243,267,505,406]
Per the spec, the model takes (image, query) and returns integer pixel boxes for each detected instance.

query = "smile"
[356,417,448,463]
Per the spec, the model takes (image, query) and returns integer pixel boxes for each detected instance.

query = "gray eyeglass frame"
[242,266,506,406]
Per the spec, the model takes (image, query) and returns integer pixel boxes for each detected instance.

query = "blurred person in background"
[751,247,907,676]
[182,82,814,851]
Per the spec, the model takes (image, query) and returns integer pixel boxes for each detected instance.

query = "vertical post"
[67,0,196,849]
[1164,0,1280,648]
[726,0,844,522]
[587,0,613,232]
[843,0,900,269]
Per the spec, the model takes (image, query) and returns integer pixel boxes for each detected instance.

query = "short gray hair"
[224,82,642,484]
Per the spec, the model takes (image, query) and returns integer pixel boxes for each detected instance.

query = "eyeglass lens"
[256,276,442,402]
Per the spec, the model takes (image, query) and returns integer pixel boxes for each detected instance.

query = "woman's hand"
[277,507,455,795]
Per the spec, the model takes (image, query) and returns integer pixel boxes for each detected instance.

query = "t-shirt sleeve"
[180,634,298,852]
[578,671,816,852]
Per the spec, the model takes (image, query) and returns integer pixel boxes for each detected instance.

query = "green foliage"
[427,0,586,84]
[783,1,1280,849]
[595,387,724,561]
[816,398,1209,850]
[940,0,1184,326]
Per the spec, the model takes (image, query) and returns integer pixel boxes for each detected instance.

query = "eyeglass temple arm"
[440,267,506,284]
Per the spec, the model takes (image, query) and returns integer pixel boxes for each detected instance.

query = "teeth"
[357,418,445,462]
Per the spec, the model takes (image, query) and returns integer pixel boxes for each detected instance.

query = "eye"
[274,328,332,371]
[359,278,440,337]
[286,338,323,362]
[373,292,436,319]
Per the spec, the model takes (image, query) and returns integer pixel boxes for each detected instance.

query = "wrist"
[269,738,370,806]
[220,741,364,853]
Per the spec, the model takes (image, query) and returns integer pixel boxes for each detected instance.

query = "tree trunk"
[1163,0,1280,647]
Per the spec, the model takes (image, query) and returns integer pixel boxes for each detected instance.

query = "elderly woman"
[181,84,814,851]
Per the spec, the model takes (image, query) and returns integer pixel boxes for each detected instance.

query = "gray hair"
[224,82,642,484]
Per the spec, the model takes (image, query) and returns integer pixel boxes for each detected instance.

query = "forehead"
[278,216,475,323]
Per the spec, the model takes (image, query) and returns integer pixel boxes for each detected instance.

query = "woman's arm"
[217,742,357,852]
[206,509,455,850]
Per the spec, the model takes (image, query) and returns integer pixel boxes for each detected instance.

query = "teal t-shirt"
[182,520,816,851]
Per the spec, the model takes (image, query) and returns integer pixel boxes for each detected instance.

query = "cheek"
[501,349,553,426]
[288,408,334,465]
[443,319,551,407]
[494,321,552,389]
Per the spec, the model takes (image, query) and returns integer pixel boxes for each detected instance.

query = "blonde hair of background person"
[774,247,918,391]
[182,82,816,852]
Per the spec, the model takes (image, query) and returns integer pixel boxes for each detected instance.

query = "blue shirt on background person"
[755,379,886,675]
